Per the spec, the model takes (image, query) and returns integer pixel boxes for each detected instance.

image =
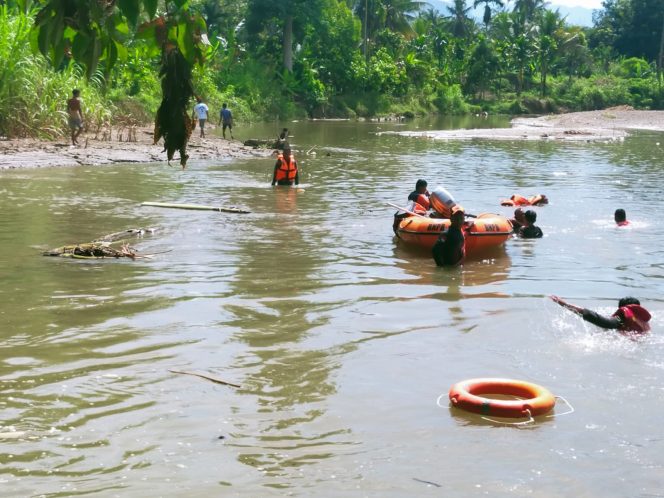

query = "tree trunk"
[658,12,664,91]
[283,15,293,72]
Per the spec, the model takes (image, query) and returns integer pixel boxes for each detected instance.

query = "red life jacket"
[613,304,651,333]
[616,220,630,227]
[275,154,297,182]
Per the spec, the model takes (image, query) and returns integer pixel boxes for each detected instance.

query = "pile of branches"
[43,228,156,260]
[43,243,138,259]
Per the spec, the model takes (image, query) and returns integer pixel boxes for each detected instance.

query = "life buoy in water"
[449,378,555,418]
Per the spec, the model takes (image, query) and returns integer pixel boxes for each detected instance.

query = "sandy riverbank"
[386,108,664,142]
[0,127,271,170]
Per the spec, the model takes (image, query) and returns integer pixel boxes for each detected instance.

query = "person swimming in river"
[509,208,526,232]
[432,206,466,267]
[271,143,299,186]
[615,208,630,226]
[550,296,651,335]
[518,210,543,238]
[501,194,548,207]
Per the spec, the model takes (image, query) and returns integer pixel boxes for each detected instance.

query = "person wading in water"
[271,144,299,186]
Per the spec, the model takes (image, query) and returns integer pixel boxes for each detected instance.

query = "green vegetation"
[0,0,662,139]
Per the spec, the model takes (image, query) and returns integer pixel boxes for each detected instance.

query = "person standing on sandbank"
[67,89,84,146]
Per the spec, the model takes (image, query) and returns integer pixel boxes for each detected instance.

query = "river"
[1,116,663,497]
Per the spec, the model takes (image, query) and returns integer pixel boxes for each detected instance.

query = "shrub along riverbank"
[0,2,662,140]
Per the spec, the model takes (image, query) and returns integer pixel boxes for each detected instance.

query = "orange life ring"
[449,378,555,418]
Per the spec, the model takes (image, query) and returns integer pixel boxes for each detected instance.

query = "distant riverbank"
[385,108,664,142]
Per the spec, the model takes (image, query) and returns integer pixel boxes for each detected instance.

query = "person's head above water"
[618,297,640,307]
[524,209,537,224]
[514,208,526,223]
[282,143,291,154]
[615,208,627,223]
[415,179,428,193]
[450,205,465,226]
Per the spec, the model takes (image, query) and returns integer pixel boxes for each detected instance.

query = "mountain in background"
[425,0,596,27]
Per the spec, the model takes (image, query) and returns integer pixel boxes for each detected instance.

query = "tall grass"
[0,6,113,139]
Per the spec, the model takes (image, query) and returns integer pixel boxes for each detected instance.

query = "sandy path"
[0,127,271,170]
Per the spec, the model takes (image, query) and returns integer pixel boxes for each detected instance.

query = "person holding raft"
[271,143,299,186]
[615,208,630,226]
[432,205,466,266]
[550,296,651,335]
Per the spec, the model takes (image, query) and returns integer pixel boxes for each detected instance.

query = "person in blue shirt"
[219,103,234,140]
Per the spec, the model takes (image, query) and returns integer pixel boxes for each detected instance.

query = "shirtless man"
[67,89,84,145]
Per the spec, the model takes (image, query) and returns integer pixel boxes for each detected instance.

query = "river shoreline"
[0,126,271,170]
[388,108,664,142]
[2,109,664,170]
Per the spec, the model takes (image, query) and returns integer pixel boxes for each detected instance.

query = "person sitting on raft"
[271,144,299,186]
[518,210,543,238]
[408,179,430,211]
[615,208,630,226]
[550,296,651,334]
[509,208,526,232]
[501,194,548,207]
[432,206,466,266]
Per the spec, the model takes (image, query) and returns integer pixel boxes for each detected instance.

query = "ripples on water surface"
[1,117,664,496]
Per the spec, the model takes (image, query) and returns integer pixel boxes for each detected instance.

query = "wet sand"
[0,127,270,170]
[387,108,664,142]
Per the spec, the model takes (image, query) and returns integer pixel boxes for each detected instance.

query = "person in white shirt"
[192,97,209,138]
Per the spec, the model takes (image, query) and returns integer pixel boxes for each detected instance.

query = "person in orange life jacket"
[518,210,543,238]
[550,296,651,334]
[408,179,430,210]
[432,206,466,266]
[509,208,526,232]
[271,144,299,186]
[615,208,630,226]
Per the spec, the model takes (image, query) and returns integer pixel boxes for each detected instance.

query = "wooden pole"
[141,202,250,214]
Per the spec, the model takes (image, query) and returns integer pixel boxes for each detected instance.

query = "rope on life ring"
[447,378,556,419]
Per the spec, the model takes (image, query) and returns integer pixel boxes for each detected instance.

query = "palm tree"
[513,0,548,24]
[382,0,427,35]
[446,0,472,38]
[473,0,504,30]
[535,9,564,96]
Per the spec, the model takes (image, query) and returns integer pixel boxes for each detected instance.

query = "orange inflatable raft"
[396,213,512,252]
[449,378,555,418]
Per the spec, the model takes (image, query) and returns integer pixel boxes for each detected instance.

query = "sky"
[549,0,603,8]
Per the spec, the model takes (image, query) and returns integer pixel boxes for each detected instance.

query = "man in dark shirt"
[518,210,543,238]
[432,206,466,266]
[408,179,430,209]
[550,296,651,334]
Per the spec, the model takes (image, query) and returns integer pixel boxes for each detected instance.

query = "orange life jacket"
[414,193,430,210]
[613,304,651,333]
[275,154,297,182]
[500,194,547,207]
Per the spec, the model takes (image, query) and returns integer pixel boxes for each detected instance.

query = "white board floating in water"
[141,202,250,214]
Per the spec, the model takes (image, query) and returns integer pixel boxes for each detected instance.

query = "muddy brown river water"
[1,116,664,496]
